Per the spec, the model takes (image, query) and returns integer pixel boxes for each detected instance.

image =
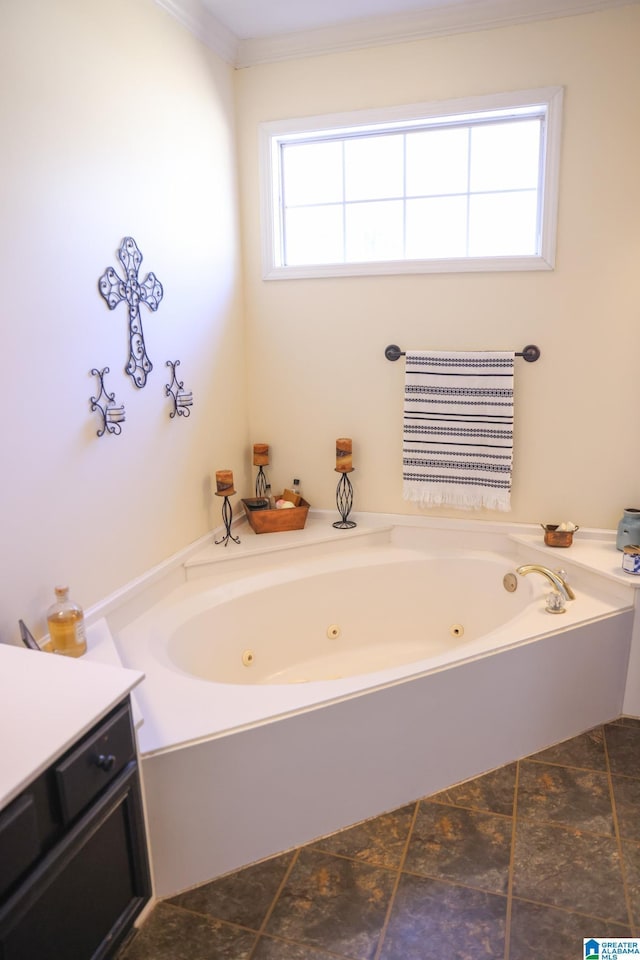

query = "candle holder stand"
[255,466,268,498]
[333,469,356,529]
[215,495,241,547]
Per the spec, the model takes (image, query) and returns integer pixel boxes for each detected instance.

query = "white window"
[259,87,563,279]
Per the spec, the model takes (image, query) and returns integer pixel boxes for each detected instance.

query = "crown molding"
[236,0,638,67]
[153,0,238,64]
[155,0,638,68]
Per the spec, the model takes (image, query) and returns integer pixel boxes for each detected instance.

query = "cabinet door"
[0,762,150,960]
[0,795,39,899]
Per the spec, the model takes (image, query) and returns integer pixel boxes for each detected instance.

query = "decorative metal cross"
[98,237,163,388]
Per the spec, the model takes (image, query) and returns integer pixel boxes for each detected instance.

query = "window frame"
[259,86,563,280]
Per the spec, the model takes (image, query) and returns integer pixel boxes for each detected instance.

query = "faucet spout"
[516,564,576,601]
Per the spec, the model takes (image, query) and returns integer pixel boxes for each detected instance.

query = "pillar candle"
[106,405,125,423]
[336,438,353,472]
[253,443,269,466]
[215,469,235,495]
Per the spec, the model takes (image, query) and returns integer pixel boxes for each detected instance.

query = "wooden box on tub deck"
[241,493,310,534]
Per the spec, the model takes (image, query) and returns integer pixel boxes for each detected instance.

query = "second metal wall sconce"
[165,360,193,418]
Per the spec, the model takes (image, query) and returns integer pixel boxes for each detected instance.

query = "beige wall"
[2,2,639,646]
[236,6,640,526]
[0,0,248,642]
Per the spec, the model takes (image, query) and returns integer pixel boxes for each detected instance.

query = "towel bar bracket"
[385,344,404,362]
[384,343,540,363]
[519,344,541,363]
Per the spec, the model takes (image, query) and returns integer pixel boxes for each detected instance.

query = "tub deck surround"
[114,531,634,757]
[182,513,394,578]
[510,528,640,590]
[509,527,640,719]
[104,515,638,896]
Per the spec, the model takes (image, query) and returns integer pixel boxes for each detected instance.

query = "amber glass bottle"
[46,586,87,657]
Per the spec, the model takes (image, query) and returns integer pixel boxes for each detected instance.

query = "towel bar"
[384,344,540,363]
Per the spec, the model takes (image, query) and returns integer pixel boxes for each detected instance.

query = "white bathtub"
[113,523,635,896]
[168,549,534,685]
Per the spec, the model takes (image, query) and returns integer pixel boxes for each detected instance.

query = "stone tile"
[310,804,416,870]
[167,852,293,931]
[512,820,628,924]
[612,776,640,842]
[430,763,517,817]
[621,841,640,931]
[264,848,395,960]
[527,727,607,771]
[404,801,512,895]
[609,717,640,728]
[120,747,640,957]
[605,724,640,777]
[517,760,614,834]
[252,937,345,959]
[119,902,257,960]
[509,898,631,960]
[378,873,506,960]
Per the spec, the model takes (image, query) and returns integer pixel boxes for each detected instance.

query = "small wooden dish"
[242,495,310,534]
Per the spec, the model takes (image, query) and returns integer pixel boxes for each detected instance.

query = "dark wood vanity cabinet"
[0,697,151,959]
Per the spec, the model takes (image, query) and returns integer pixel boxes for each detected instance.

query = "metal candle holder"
[255,466,267,498]
[90,367,126,437]
[165,360,193,418]
[215,495,241,547]
[333,469,356,529]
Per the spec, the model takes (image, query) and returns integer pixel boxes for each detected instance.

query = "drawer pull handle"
[95,754,116,772]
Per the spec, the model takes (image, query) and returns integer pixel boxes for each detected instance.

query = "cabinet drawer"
[55,704,135,823]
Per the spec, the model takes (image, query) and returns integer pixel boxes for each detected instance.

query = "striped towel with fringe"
[403,350,515,511]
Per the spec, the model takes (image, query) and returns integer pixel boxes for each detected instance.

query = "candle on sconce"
[106,405,125,423]
[253,443,269,466]
[336,438,353,472]
[177,389,193,408]
[215,469,236,496]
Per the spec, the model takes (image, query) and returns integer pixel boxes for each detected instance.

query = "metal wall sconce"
[90,367,126,437]
[165,360,193,418]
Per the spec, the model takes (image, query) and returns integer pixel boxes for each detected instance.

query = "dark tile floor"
[119,718,640,960]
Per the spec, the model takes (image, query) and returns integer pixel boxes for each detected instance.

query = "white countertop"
[0,643,144,810]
